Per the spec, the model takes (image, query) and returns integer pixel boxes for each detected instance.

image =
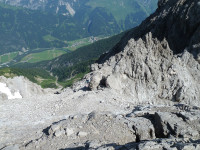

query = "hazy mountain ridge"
[0,0,158,36]
[0,0,157,17]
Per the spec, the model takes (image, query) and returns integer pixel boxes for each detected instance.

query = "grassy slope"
[0,52,18,63]
[21,49,67,63]
[86,0,157,29]
[47,31,126,85]
[0,36,105,65]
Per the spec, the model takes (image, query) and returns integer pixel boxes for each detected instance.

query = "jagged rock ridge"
[87,0,200,106]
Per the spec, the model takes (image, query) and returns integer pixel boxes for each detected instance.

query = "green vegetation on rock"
[0,52,18,63]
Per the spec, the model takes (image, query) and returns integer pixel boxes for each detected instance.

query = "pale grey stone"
[77,131,88,137]
[65,128,74,136]
[54,129,65,137]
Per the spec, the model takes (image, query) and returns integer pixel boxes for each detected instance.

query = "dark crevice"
[138,114,161,139]
[25,140,34,147]
[154,113,168,138]
[150,129,154,139]
[42,126,51,136]
[132,125,140,142]
[175,113,187,122]
[166,122,176,137]
[98,76,107,88]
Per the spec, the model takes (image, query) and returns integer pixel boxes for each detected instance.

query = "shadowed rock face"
[86,0,200,106]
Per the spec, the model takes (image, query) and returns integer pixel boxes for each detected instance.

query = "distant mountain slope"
[0,0,158,87]
[0,0,157,19]
[0,0,157,55]
[0,4,68,54]
[9,31,125,88]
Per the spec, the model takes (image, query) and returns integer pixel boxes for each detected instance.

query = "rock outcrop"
[85,0,200,106]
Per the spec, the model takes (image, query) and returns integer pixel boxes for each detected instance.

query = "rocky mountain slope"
[87,0,200,105]
[1,0,200,149]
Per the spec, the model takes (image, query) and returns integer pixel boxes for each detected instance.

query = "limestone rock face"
[86,0,200,106]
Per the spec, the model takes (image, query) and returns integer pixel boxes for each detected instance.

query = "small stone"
[48,124,61,135]
[65,128,74,136]
[78,126,83,129]
[70,115,78,119]
[54,130,65,137]
[88,141,101,149]
[73,115,78,119]
[78,131,88,137]
[51,124,60,132]
[35,145,40,149]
